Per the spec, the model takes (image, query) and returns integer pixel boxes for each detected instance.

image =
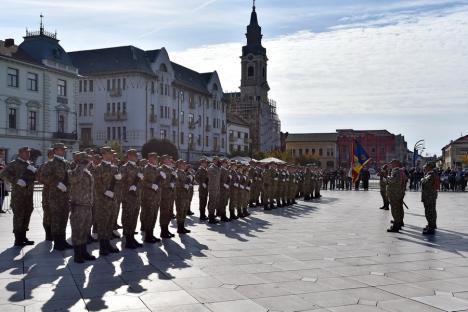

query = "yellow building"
[285,133,338,169]
[442,135,468,169]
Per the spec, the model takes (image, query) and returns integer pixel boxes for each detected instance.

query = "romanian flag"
[352,141,371,183]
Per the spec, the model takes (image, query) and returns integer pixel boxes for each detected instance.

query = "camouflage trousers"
[217,186,229,217]
[159,188,174,227]
[96,196,115,240]
[423,200,437,228]
[41,186,51,227]
[11,191,34,233]
[70,203,92,245]
[140,189,160,232]
[229,188,238,213]
[207,190,219,216]
[122,194,140,236]
[380,188,389,208]
[49,190,70,237]
[314,182,321,198]
[389,196,405,225]
[199,188,208,216]
[175,190,190,223]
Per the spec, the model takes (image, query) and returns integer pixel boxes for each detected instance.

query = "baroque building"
[225,2,281,154]
[0,20,79,164]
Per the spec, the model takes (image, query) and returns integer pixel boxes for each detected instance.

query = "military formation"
[378,159,439,235]
[0,145,325,263]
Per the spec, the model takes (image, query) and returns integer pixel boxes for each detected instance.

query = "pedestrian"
[421,162,439,235]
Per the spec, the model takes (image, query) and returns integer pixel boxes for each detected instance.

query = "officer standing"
[175,160,191,234]
[207,157,221,224]
[140,152,161,243]
[421,162,438,235]
[68,152,97,263]
[0,147,36,246]
[159,155,176,238]
[195,158,209,221]
[378,165,389,210]
[386,160,407,233]
[36,148,54,241]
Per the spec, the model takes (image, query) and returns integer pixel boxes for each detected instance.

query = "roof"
[227,114,249,127]
[171,62,212,94]
[286,133,338,143]
[442,135,468,151]
[336,129,392,136]
[69,45,155,76]
[19,33,74,67]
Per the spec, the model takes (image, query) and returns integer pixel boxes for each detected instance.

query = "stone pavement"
[1,189,468,312]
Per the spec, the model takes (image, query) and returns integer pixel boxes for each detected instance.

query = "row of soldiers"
[378,159,439,235]
[0,144,325,263]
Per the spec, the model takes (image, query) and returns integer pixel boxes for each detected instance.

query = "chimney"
[4,38,14,47]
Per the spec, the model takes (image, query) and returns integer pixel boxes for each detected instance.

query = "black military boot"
[229,210,238,220]
[73,245,84,263]
[243,208,250,217]
[177,223,186,234]
[144,230,160,243]
[264,203,271,211]
[99,239,109,256]
[81,245,96,261]
[249,201,255,208]
[208,214,220,224]
[187,210,195,216]
[387,223,401,233]
[14,233,25,247]
[23,232,34,246]
[107,240,120,253]
[160,225,173,239]
[220,214,229,222]
[62,235,73,250]
[270,203,275,210]
[199,213,208,221]
[44,225,53,241]
[124,235,137,249]
[53,235,65,251]
[87,233,98,243]
[132,235,143,248]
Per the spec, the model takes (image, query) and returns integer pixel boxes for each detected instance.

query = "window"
[112,127,116,140]
[160,106,164,118]
[112,103,116,113]
[150,128,154,138]
[312,148,316,154]
[172,130,176,143]
[8,108,17,129]
[248,66,254,77]
[7,68,19,87]
[197,135,202,146]
[57,79,67,96]
[107,103,110,113]
[89,103,94,116]
[189,133,194,145]
[150,104,155,116]
[160,83,164,95]
[83,80,87,92]
[117,127,121,140]
[122,102,126,113]
[117,79,121,90]
[79,80,82,92]
[205,135,209,147]
[151,82,155,94]
[180,132,185,145]
[222,138,225,148]
[180,111,184,124]
[83,103,88,116]
[58,115,65,133]
[107,79,110,90]
[160,129,167,140]
[89,80,93,92]
[299,149,303,156]
[305,148,309,155]
[112,79,116,90]
[188,113,194,125]
[123,127,127,140]
[27,72,38,91]
[79,104,83,116]
[122,78,126,90]
[117,102,121,113]
[319,148,323,156]
[107,127,111,140]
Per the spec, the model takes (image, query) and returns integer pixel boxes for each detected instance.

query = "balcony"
[109,88,122,97]
[189,102,196,109]
[57,96,68,104]
[53,132,77,140]
[205,124,211,132]
[104,112,127,121]
[221,126,227,134]
[149,114,157,123]
[229,135,236,142]
[188,122,196,129]
[171,118,178,126]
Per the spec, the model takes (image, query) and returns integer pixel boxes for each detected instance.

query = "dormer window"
[159,63,168,72]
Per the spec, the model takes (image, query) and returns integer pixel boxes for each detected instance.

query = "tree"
[141,139,179,159]
[108,140,123,160]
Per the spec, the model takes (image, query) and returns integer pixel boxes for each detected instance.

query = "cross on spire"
[253,0,256,11]
[40,13,44,34]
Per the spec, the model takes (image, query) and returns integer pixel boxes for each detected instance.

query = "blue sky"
[2,0,468,155]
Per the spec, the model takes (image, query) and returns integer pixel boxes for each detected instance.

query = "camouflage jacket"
[41,157,69,193]
[159,164,176,190]
[94,161,118,197]
[69,165,94,206]
[220,167,230,188]
[207,164,220,192]
[142,164,161,191]
[195,167,209,192]
[421,170,438,202]
[386,168,406,199]
[0,158,36,195]
[120,161,142,195]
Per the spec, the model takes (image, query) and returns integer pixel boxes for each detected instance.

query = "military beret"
[75,152,89,161]
[100,146,112,154]
[127,149,138,155]
[52,143,68,150]
[18,146,31,153]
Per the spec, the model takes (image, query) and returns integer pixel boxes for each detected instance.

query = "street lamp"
[413,139,425,167]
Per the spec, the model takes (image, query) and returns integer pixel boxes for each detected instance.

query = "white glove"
[229,175,232,179]
[57,182,67,192]
[27,165,37,173]
[152,184,159,191]
[246,187,251,191]
[17,179,27,187]
[234,183,239,187]
[188,175,194,181]
[104,190,114,198]
[184,184,190,190]
[274,178,279,181]
[137,173,144,179]
[170,182,175,189]
[160,171,167,179]
[129,185,137,192]
[240,185,245,190]
[202,183,207,188]
[223,183,229,189]
[114,173,122,180]
[172,172,178,178]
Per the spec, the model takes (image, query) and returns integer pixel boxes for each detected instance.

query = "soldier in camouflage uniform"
[314,169,322,199]
[262,163,274,210]
[120,149,143,249]
[195,158,209,221]
[36,148,54,241]
[386,160,407,232]
[0,147,36,246]
[88,153,102,239]
[112,152,123,238]
[421,162,438,235]
[159,155,176,238]
[68,152,97,263]
[218,159,230,222]
[93,147,120,255]
[207,157,221,224]
[378,165,389,210]
[186,164,195,216]
[228,162,240,219]
[140,153,162,243]
[175,160,191,234]
[41,143,72,250]
[248,162,257,207]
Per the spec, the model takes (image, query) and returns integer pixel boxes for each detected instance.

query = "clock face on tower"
[248,55,253,61]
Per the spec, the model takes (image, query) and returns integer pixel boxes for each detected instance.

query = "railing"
[57,96,68,104]
[188,122,196,129]
[149,114,157,123]
[205,125,211,132]
[229,135,236,142]
[109,88,122,97]
[171,118,178,126]
[189,102,196,109]
[53,132,77,140]
[104,112,127,121]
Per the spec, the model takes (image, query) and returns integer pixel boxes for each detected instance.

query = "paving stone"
[378,298,445,312]
[187,287,246,303]
[412,294,468,311]
[85,294,148,311]
[139,290,198,308]
[206,299,267,312]
[253,294,319,312]
[300,290,358,308]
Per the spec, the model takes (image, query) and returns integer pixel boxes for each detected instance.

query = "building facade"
[285,133,338,169]
[69,47,227,161]
[226,3,281,154]
[442,135,468,169]
[227,114,250,155]
[0,24,79,164]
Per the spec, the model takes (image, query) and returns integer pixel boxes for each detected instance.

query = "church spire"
[244,0,265,56]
